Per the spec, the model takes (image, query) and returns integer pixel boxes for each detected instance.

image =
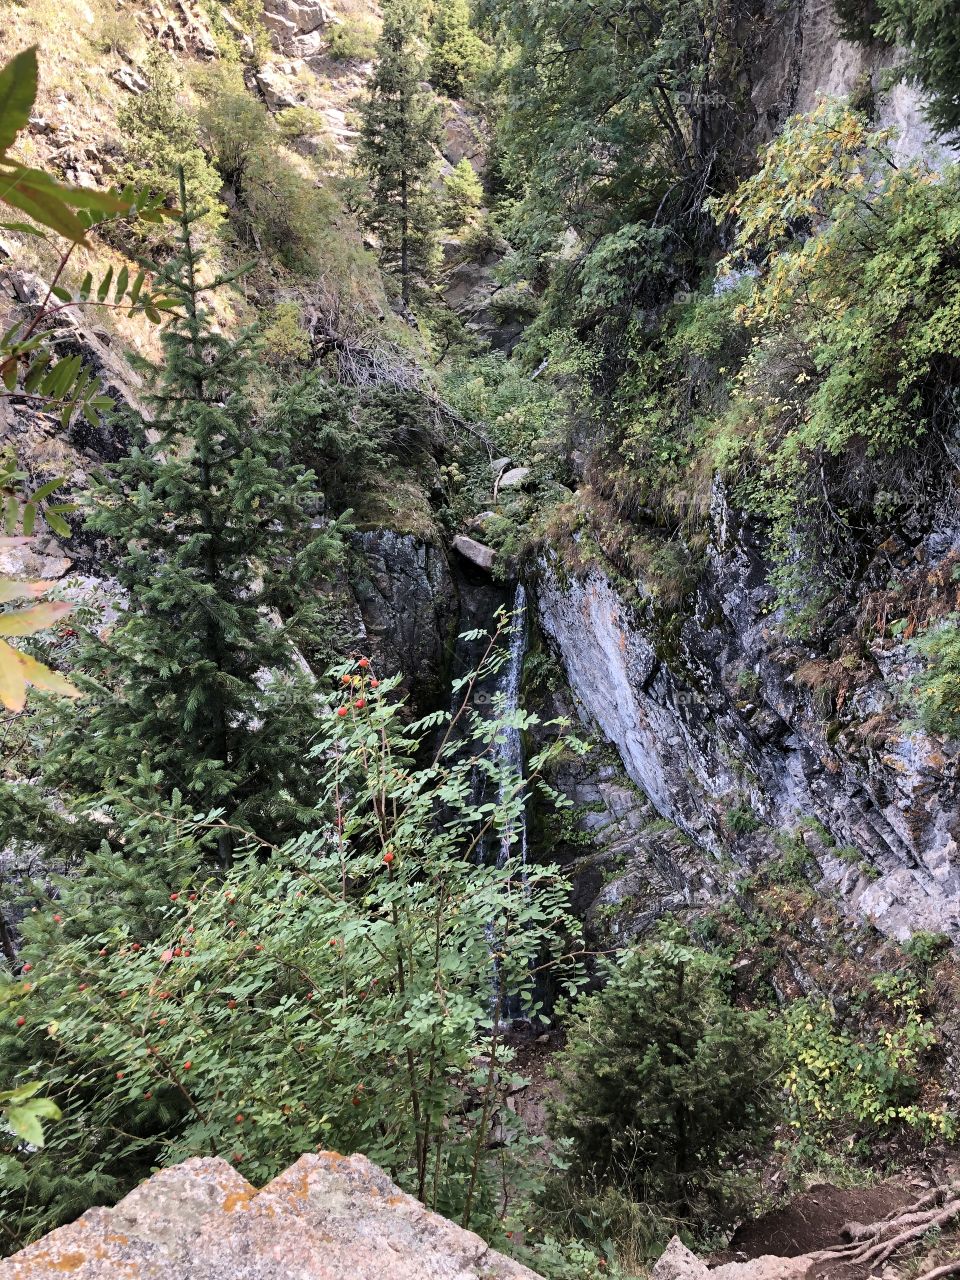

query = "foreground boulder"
[3,1151,543,1279]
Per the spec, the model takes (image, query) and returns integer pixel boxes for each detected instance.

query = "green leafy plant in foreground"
[0,641,588,1249]
[0,44,175,712]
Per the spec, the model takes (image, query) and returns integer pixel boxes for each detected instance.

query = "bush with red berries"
[0,645,587,1250]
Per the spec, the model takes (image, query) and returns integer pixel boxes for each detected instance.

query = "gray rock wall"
[752,0,960,165]
[535,487,960,941]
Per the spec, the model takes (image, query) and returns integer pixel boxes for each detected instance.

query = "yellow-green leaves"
[0,1081,62,1148]
[0,589,81,711]
[0,47,37,152]
[0,461,81,710]
[0,47,137,245]
[0,599,73,636]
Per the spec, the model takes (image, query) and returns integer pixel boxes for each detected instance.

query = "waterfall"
[493,582,528,876]
[487,582,529,1023]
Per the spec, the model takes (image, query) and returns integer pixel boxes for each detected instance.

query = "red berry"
[370,679,379,689]
[15,1016,25,1027]
[328,938,339,947]
[187,926,194,933]
[235,1114,244,1124]
[183,1060,192,1071]
[131,943,141,952]
[340,674,351,685]
[116,1071,124,1079]
[383,851,394,865]
[21,963,31,973]
[174,947,182,957]
[99,948,107,956]
[183,949,191,957]
[78,983,88,991]
[189,893,197,901]
[358,657,370,669]
[227,999,237,1009]
[144,1090,152,1099]
[352,1095,361,1106]
[119,989,128,997]
[255,944,263,952]
[52,914,62,924]
[336,706,348,718]
[232,1153,243,1164]
[158,1018,168,1026]
[354,698,366,709]
[169,893,179,902]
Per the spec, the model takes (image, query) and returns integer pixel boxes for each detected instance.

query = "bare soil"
[727,1182,916,1258]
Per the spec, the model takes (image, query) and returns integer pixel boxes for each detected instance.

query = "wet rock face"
[534,488,960,942]
[5,1151,543,1279]
[350,530,459,705]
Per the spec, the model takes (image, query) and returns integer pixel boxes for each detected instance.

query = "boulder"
[652,1237,709,1280]
[254,66,301,110]
[497,466,531,491]
[4,1151,544,1278]
[441,101,486,173]
[453,534,496,572]
[266,0,333,33]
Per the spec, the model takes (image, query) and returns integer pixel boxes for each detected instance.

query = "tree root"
[811,1184,960,1271]
[913,1260,960,1280]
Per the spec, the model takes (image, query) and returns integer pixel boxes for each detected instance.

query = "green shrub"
[200,71,345,270]
[548,932,775,1220]
[0,652,586,1249]
[726,804,760,835]
[902,930,952,969]
[116,50,224,239]
[781,981,953,1139]
[908,616,960,737]
[276,106,328,140]
[708,104,960,628]
[427,0,491,97]
[262,301,312,367]
[327,16,380,61]
[442,158,484,229]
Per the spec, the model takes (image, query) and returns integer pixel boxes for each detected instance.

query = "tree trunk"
[400,168,410,305]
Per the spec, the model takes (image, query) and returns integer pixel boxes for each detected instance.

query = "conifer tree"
[357,0,442,305]
[45,178,341,865]
[549,932,774,1217]
[427,0,490,98]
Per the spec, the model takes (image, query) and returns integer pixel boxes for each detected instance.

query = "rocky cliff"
[534,483,960,941]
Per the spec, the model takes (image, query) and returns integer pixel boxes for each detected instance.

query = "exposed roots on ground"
[810,1184,960,1273]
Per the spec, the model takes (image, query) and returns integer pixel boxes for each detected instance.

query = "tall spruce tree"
[357,0,442,305]
[46,180,341,866]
